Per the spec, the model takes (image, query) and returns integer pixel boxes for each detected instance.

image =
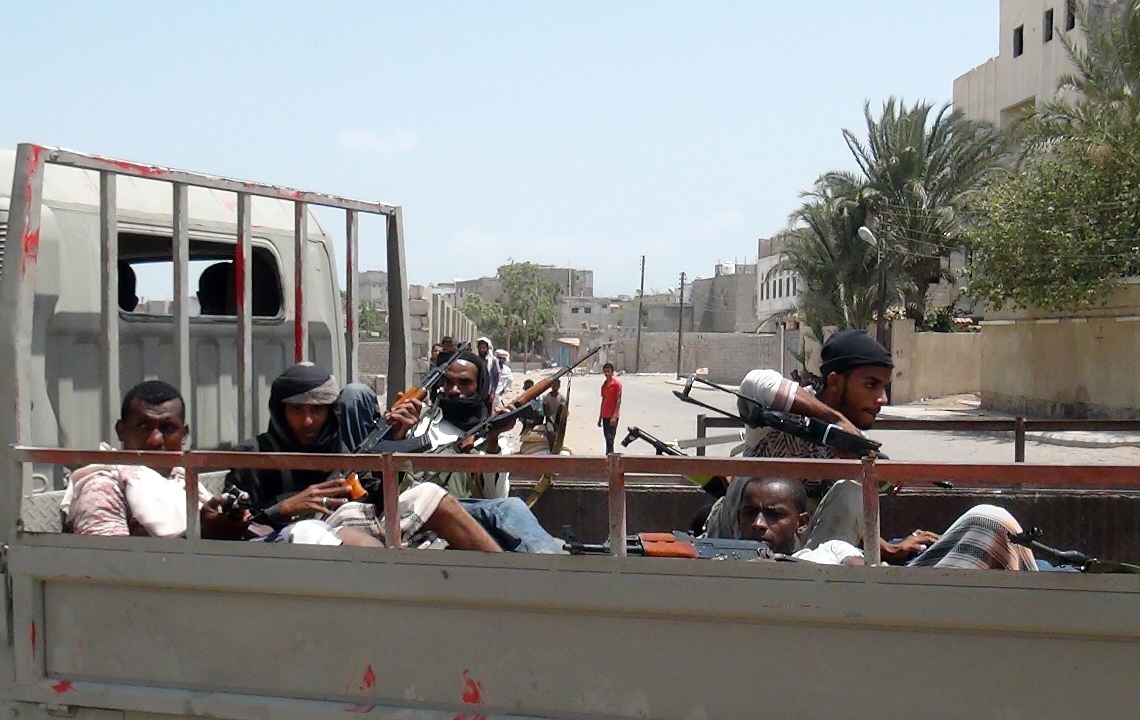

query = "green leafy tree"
[358,301,388,337]
[968,1,1140,312]
[496,261,562,351]
[965,128,1140,311]
[460,294,506,346]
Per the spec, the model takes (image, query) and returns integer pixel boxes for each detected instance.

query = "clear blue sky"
[1,1,997,299]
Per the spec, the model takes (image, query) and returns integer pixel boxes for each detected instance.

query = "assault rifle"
[459,344,606,445]
[564,530,797,562]
[672,374,884,458]
[354,342,470,453]
[1009,527,1140,574]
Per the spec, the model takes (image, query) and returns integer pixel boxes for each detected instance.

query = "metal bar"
[386,208,412,406]
[0,143,46,546]
[15,446,1140,490]
[345,210,359,382]
[171,183,191,402]
[861,457,881,566]
[698,414,1140,433]
[45,147,397,215]
[184,456,200,541]
[1015,416,1026,463]
[607,454,627,557]
[294,201,307,363]
[236,193,254,440]
[695,414,707,457]
[381,453,400,549]
[99,171,120,443]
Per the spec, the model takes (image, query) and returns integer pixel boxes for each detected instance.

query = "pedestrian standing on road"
[598,362,622,454]
[494,349,514,401]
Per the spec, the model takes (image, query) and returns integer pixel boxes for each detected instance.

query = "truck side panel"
[8,541,1140,720]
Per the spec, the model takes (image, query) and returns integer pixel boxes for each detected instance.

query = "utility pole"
[635,255,645,374]
[675,272,686,379]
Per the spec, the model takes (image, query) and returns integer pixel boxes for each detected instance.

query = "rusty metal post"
[345,210,359,382]
[172,183,191,402]
[294,200,308,363]
[1014,416,1026,463]
[607,453,627,557]
[0,144,46,541]
[696,414,708,457]
[183,453,200,541]
[381,453,401,548]
[236,193,254,440]
[861,456,881,566]
[99,171,120,443]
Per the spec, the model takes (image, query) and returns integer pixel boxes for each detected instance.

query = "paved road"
[509,371,1140,465]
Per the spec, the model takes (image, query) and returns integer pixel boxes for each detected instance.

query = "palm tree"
[1026,1,1140,149]
[770,184,907,342]
[826,98,1007,321]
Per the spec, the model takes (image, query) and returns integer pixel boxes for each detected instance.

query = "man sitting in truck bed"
[703,329,1035,569]
[227,362,503,551]
[65,380,251,539]
[709,476,1037,570]
[340,350,563,553]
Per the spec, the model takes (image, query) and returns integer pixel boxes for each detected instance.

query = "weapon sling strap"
[258,433,296,496]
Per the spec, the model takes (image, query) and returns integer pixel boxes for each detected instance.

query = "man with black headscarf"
[228,362,503,551]
[341,350,563,553]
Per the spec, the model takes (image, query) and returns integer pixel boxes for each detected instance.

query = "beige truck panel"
[5,538,1140,720]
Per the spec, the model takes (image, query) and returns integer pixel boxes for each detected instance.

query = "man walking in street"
[598,362,622,455]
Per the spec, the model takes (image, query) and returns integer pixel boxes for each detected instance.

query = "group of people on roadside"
[62,327,1039,571]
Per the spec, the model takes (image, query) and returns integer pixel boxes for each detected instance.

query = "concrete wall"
[619,332,781,384]
[889,319,982,404]
[980,282,1140,418]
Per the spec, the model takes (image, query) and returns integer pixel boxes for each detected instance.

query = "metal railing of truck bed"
[14,446,1140,565]
[0,143,413,541]
[695,414,1140,462]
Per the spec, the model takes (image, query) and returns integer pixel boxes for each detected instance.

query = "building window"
[778,279,784,297]
[1044,9,1054,42]
[792,277,798,295]
[1065,0,1076,31]
[571,307,579,314]
[584,306,592,314]
[1013,25,1024,57]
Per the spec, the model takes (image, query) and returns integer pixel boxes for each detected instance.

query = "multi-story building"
[358,270,389,310]
[953,0,1107,127]
[690,262,759,333]
[755,237,799,330]
[558,296,618,330]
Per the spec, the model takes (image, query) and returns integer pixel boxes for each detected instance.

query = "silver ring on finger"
[322,497,329,508]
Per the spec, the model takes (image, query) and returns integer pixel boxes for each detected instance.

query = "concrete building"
[558,296,618,330]
[359,270,388,310]
[448,265,593,307]
[689,262,759,333]
[755,237,800,330]
[952,0,1107,127]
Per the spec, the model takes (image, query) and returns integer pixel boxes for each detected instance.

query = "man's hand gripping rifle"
[354,341,470,453]
[457,344,606,448]
[671,374,884,458]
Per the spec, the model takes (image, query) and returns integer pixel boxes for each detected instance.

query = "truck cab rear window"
[119,233,283,318]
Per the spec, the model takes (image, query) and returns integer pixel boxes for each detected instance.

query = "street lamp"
[858,226,889,346]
